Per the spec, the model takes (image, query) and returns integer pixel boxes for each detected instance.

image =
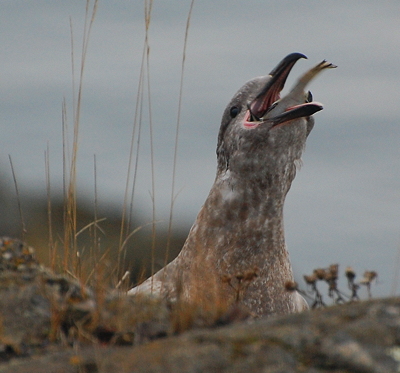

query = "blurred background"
[1,1,399,295]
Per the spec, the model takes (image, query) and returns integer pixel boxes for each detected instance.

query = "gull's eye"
[306,90,313,103]
[230,106,240,118]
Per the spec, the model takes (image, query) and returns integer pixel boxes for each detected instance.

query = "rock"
[1,298,399,372]
[0,237,399,372]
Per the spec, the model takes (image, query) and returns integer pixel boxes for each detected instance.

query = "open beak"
[268,102,323,127]
[245,55,335,129]
[247,53,307,122]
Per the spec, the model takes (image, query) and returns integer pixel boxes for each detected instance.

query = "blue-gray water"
[1,1,400,297]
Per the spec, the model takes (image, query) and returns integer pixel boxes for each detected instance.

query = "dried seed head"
[345,266,356,280]
[329,264,339,278]
[303,274,317,285]
[363,271,377,282]
[313,268,326,280]
[284,281,298,292]
[324,271,336,282]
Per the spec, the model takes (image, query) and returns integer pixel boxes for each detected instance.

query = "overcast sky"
[1,1,400,297]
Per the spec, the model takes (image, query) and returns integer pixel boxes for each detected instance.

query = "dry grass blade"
[45,143,56,270]
[85,246,112,285]
[8,155,27,240]
[75,218,106,238]
[92,154,100,262]
[165,0,195,268]
[116,270,131,290]
[63,0,98,276]
[118,1,154,274]
[119,221,161,255]
[141,0,157,284]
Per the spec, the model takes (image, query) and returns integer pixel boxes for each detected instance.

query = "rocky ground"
[0,237,399,373]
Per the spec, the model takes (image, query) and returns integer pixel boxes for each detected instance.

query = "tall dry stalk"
[118,0,154,278]
[164,0,195,268]
[145,24,157,287]
[63,0,98,277]
[118,0,195,289]
[8,155,27,241]
[45,143,56,270]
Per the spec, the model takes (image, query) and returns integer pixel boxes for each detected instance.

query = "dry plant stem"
[62,99,69,267]
[91,155,107,269]
[367,284,372,298]
[143,0,157,284]
[75,218,106,238]
[63,0,98,277]
[302,265,377,307]
[126,90,144,238]
[329,288,346,304]
[119,66,143,256]
[309,282,326,309]
[92,263,104,335]
[116,271,131,290]
[118,2,153,273]
[93,154,98,263]
[70,16,76,126]
[347,278,360,301]
[45,144,56,270]
[223,269,258,303]
[90,154,104,294]
[8,155,27,240]
[360,271,377,298]
[85,246,111,285]
[165,0,195,273]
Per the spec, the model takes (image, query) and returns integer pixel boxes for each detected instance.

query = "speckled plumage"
[129,54,335,317]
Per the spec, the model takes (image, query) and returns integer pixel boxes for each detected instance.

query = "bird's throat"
[196,174,288,260]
